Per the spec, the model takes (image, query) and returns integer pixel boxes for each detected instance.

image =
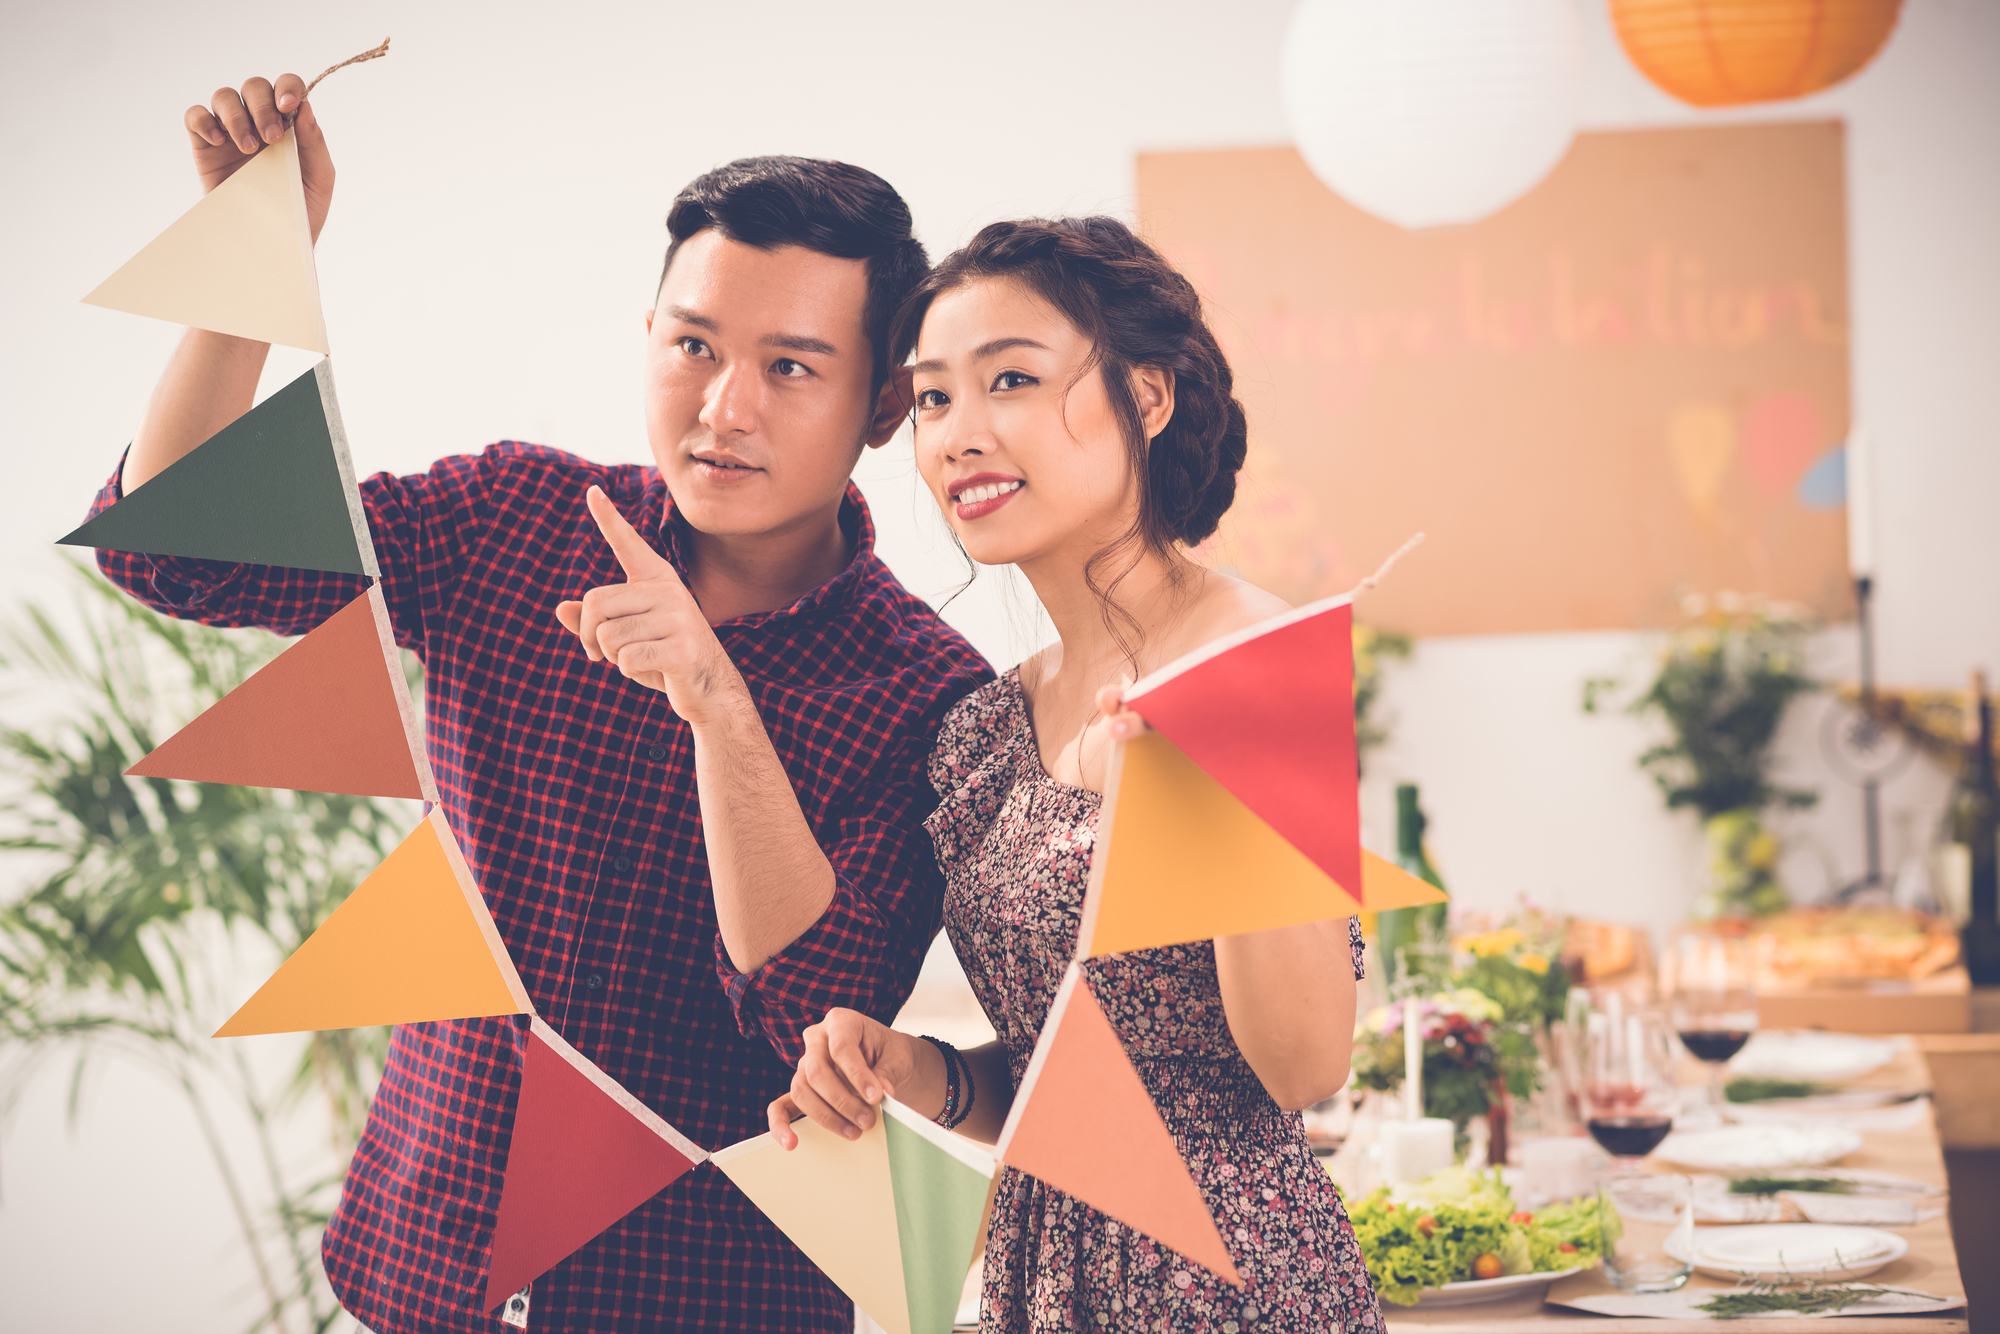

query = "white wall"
[2,1,1996,1329]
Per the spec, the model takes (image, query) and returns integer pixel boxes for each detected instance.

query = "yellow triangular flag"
[1361,848,1449,911]
[712,1114,911,1334]
[84,127,328,353]
[1078,731,1363,958]
[215,809,531,1035]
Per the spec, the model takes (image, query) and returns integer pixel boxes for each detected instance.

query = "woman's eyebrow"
[910,336,1052,376]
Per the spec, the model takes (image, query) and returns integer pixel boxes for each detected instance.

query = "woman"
[767,217,1383,1333]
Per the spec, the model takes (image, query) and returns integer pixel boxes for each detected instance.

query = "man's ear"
[863,365,915,450]
[1134,366,1176,441]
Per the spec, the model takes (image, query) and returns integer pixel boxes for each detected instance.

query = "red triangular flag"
[484,1018,706,1311]
[1123,595,1358,898]
[996,964,1239,1285]
[126,586,436,801]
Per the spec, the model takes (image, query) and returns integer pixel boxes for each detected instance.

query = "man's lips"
[690,454,762,476]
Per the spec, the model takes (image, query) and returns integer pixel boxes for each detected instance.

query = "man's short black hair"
[662,156,928,395]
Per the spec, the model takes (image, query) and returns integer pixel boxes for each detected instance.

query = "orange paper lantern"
[1610,0,1903,107]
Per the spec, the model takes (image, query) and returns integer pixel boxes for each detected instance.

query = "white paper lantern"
[1281,0,1584,230]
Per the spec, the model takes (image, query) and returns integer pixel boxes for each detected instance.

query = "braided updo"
[890,216,1248,553]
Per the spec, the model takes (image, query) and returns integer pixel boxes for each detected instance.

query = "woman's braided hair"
[890,217,1248,653]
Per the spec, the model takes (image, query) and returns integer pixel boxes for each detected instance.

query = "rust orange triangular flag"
[1077,730,1362,958]
[485,1018,704,1311]
[996,963,1239,1285]
[1122,595,1359,895]
[215,809,531,1036]
[127,586,436,801]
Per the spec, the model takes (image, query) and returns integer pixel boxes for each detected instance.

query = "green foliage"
[1353,622,1413,768]
[1347,1171,1602,1305]
[1582,594,1818,820]
[1724,1077,1830,1104]
[0,563,416,1332]
[1694,1280,1933,1317]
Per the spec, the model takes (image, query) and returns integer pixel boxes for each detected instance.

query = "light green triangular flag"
[882,1101,996,1334]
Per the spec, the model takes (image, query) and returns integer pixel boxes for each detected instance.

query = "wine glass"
[1581,1000,1678,1164]
[1668,935,1758,1123]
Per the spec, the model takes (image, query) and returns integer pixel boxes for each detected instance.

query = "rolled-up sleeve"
[714,734,946,1066]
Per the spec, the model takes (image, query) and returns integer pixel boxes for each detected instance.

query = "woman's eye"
[773,358,811,379]
[677,336,713,360]
[915,387,950,410]
[992,370,1037,392]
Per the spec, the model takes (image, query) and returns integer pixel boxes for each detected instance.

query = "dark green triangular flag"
[61,360,378,576]
[884,1101,994,1334]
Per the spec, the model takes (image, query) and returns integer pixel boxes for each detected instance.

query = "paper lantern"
[1610,0,1903,107]
[1280,0,1583,230]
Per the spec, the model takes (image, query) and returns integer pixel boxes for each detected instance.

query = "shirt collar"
[652,478,877,629]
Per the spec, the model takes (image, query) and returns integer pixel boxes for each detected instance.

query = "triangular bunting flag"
[883,1102,997,1334]
[996,964,1239,1286]
[127,586,435,800]
[713,1107,911,1334]
[60,361,377,576]
[1123,595,1360,896]
[83,127,328,353]
[1362,848,1449,912]
[484,1018,705,1311]
[1077,730,1361,958]
[214,808,531,1035]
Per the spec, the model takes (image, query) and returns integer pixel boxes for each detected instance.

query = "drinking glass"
[1581,1000,1678,1163]
[1598,1171,1694,1292]
[1668,935,1758,1122]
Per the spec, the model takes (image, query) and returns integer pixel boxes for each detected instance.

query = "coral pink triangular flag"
[484,1018,706,1310]
[996,964,1239,1285]
[127,586,436,801]
[1123,595,1358,898]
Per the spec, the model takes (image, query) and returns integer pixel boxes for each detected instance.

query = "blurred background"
[1,1,1995,1329]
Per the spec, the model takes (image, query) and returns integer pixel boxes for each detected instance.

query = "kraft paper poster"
[996,964,1239,1285]
[712,1112,911,1334]
[484,1018,705,1311]
[1138,122,1852,634]
[60,360,378,576]
[882,1101,997,1334]
[1124,595,1359,896]
[1077,731,1361,958]
[214,808,531,1036]
[127,586,436,801]
[83,126,329,353]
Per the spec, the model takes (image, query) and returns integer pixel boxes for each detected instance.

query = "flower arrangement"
[1451,912,1572,1030]
[1584,591,1818,918]
[1351,988,1540,1130]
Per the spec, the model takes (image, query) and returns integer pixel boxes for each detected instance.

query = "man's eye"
[915,388,950,410]
[993,370,1037,392]
[773,358,811,378]
[677,336,713,360]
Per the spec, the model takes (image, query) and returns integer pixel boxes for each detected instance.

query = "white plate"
[1655,1123,1863,1171]
[1729,1032,1898,1083]
[1668,1224,1908,1282]
[1410,1265,1588,1308]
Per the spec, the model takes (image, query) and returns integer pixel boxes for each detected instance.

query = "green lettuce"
[1343,1168,1603,1306]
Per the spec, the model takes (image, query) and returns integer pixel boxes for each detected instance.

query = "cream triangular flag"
[84,127,328,352]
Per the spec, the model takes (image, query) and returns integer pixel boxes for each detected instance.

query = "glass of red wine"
[1582,1002,1678,1163]
[1668,935,1758,1124]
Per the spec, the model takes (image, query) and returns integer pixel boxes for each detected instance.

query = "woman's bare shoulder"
[1151,570,1295,665]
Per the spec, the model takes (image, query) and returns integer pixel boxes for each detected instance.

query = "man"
[91,74,989,1332]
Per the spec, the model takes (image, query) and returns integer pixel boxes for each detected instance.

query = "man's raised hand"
[554,486,747,727]
[185,75,335,243]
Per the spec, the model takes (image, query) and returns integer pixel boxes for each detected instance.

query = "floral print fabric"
[926,671,1385,1333]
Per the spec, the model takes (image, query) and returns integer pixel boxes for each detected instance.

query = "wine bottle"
[1377,783,1450,984]
[1943,671,2000,985]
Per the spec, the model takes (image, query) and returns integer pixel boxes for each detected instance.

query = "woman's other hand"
[767,1009,925,1149]
[1096,682,1150,741]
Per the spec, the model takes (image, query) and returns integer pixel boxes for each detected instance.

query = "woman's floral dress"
[925,670,1385,1334]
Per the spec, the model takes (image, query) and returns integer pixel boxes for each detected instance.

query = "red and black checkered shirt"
[90,443,992,1333]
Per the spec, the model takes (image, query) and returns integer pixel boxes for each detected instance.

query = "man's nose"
[700,362,756,436]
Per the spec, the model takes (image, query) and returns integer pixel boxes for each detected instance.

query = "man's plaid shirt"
[91,442,991,1332]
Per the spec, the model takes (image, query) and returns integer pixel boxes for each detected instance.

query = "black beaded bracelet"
[919,1034,973,1130]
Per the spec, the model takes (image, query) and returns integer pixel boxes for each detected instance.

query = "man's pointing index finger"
[585,485,675,582]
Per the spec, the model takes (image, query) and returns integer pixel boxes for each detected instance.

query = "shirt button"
[647,743,668,762]
[586,972,604,990]
[614,855,632,873]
